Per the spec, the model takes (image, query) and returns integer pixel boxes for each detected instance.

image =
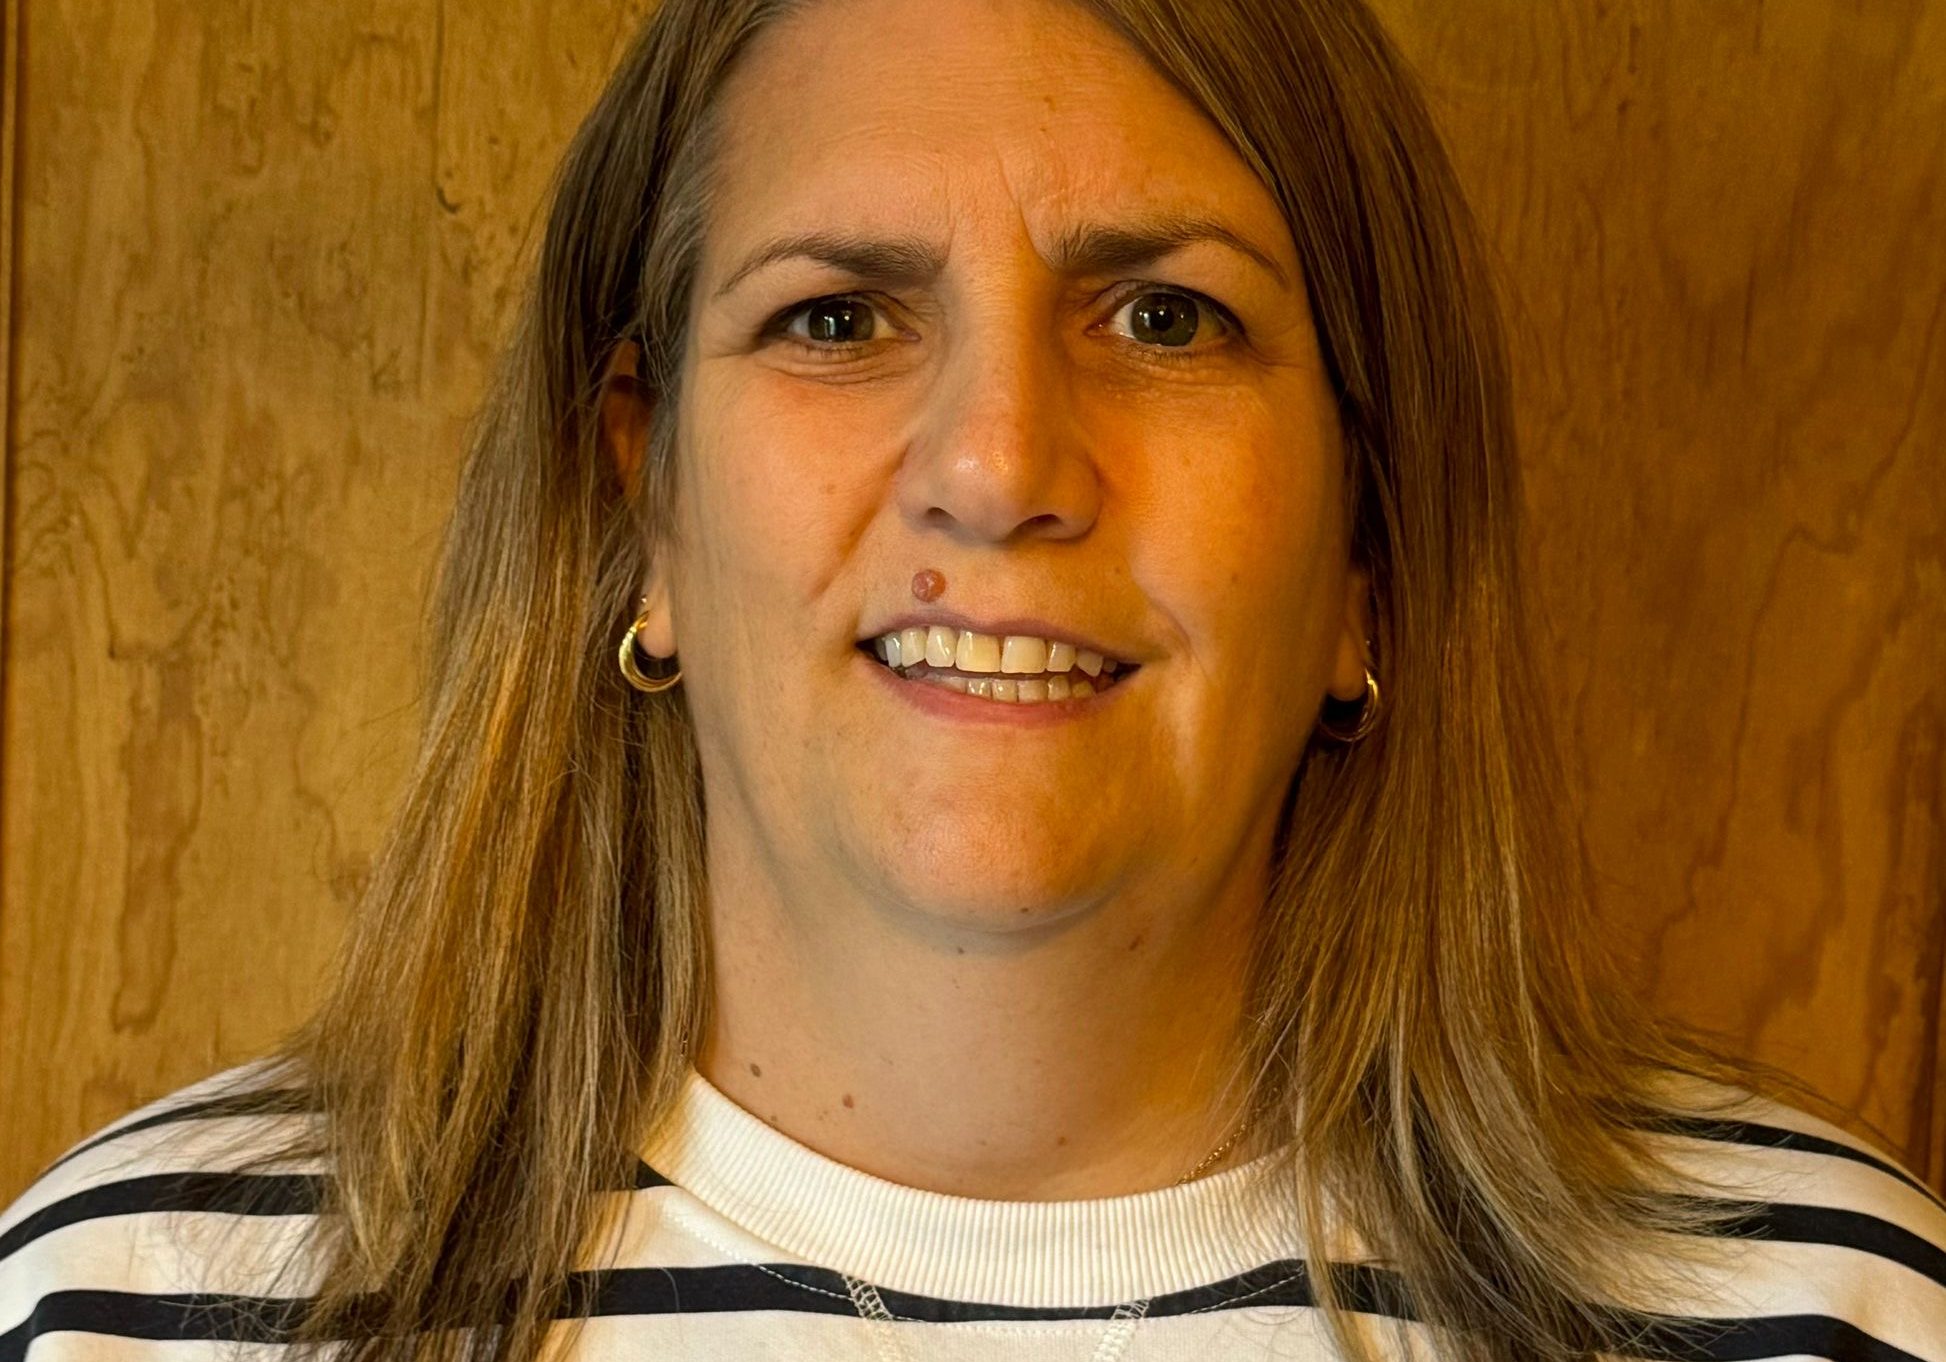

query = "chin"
[864,821,1112,932]
[883,883,1100,934]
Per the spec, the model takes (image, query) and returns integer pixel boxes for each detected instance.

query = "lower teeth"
[893,664,1113,703]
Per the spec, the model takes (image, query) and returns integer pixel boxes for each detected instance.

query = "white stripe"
[1642,1128,1946,1247]
[0,1211,324,1337]
[1608,1230,1946,1360]
[0,1117,323,1242]
[0,1338,291,1362]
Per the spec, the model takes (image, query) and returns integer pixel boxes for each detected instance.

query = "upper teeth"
[872,626,1116,677]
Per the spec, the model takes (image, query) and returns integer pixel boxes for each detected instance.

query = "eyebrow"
[710,213,1291,299]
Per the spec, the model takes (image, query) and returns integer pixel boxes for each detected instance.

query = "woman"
[3,1,1941,1360]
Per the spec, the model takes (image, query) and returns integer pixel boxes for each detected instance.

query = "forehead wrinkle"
[712,206,1292,303]
[705,4,1295,305]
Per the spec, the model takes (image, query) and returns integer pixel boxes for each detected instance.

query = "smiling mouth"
[855,631,1136,705]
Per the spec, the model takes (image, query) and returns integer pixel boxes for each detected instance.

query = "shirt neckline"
[639,1065,1308,1309]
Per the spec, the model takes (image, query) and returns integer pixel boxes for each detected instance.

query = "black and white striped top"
[3,1063,1943,1360]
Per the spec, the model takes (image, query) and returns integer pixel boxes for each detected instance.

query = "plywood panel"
[0,0,649,1199]
[1374,0,1946,1178]
[2,0,1940,1202]
[3,0,19,700]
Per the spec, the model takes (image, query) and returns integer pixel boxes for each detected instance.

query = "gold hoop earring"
[1318,666,1380,743]
[618,614,682,694]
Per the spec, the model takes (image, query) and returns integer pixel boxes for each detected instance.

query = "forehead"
[703,0,1292,274]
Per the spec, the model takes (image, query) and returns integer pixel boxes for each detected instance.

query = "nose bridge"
[956,292,1054,454]
[899,279,1098,544]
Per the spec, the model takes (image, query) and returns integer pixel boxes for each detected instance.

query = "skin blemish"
[749,1062,763,1077]
[1057,1134,1068,1146]
[1128,933,1145,951]
[842,1093,855,1108]
[910,568,946,602]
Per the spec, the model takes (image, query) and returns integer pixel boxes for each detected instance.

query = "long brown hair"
[202,3,1812,1361]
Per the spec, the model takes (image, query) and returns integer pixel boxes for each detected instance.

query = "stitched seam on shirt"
[656,1199,855,1306]
[657,1201,1131,1337]
[656,1197,1315,1339]
[1180,1267,1307,1314]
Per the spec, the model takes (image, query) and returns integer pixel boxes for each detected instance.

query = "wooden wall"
[1,1,1940,1201]
[1381,1,1946,1179]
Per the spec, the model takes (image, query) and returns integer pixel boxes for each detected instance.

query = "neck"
[696,809,1277,1200]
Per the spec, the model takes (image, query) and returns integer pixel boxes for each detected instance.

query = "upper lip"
[857,610,1146,664]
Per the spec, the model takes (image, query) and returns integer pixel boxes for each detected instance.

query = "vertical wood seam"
[1929,842,1946,1189]
[0,0,21,942]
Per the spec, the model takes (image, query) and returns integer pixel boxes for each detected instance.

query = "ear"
[601,339,654,496]
[1326,562,1374,702]
[603,341,678,659]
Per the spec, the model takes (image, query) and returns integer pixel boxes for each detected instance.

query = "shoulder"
[0,1060,328,1362]
[1628,1076,1946,1360]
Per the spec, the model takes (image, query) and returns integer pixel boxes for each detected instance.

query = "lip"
[858,610,1143,665]
[856,649,1134,725]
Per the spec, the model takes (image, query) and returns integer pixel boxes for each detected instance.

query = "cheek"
[1110,383,1342,663]
[679,373,893,601]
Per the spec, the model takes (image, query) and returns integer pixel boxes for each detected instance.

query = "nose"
[895,309,1101,546]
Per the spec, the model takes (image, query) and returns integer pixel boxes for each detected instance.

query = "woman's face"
[640,0,1369,930]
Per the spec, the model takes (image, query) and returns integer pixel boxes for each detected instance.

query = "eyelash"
[764,284,1240,365]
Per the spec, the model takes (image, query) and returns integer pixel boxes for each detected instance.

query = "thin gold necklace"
[847,1102,1269,1362]
[1175,1099,1268,1184]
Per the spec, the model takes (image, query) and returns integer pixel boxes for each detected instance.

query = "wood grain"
[1375,0,1946,1178]
[0,0,650,1198]
[1,0,1940,1199]
[3,0,18,733]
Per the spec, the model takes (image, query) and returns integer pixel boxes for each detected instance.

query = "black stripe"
[1721,1200,1946,1290]
[0,1290,310,1362]
[580,1264,1932,1361]
[0,1272,1925,1362]
[9,1159,1936,1361]
[39,1089,318,1180]
[0,1262,1366,1351]
[0,1173,323,1267]
[643,1167,1946,1298]
[1644,1116,1946,1214]
[1620,1311,1932,1362]
[2,1161,670,1271]
[571,1257,1357,1322]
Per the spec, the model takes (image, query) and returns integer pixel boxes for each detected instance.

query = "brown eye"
[1126,292,1202,347]
[792,297,879,345]
[1106,288,1233,354]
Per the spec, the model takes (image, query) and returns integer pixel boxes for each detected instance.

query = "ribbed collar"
[639,1065,1309,1309]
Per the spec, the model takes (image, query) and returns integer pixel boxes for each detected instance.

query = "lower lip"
[857,651,1134,726]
